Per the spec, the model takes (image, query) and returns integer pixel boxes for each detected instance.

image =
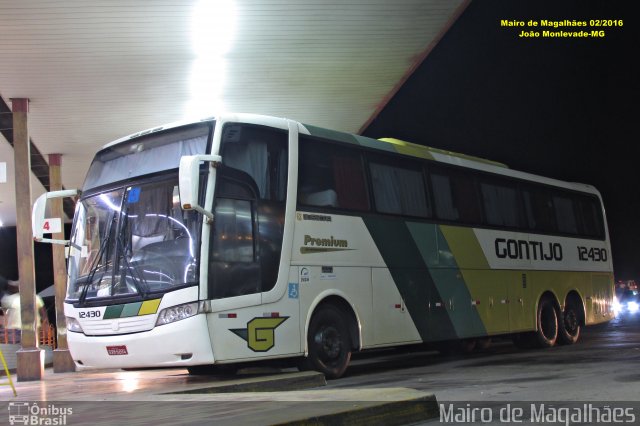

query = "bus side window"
[577,196,604,238]
[209,198,260,299]
[298,137,369,211]
[430,168,481,224]
[553,194,579,235]
[523,186,557,233]
[221,124,288,202]
[479,178,524,228]
[369,158,431,218]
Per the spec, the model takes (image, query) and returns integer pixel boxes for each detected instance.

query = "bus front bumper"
[67,314,214,369]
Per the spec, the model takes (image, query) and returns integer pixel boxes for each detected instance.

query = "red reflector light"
[228,313,237,318]
[395,304,402,309]
[271,312,279,317]
[106,345,128,356]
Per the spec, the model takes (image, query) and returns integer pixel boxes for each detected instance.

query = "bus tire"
[533,297,558,348]
[304,304,351,379]
[557,301,581,345]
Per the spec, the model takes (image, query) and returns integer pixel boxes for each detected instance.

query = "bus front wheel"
[304,305,352,379]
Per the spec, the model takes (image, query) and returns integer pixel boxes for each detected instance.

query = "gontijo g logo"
[230,316,289,352]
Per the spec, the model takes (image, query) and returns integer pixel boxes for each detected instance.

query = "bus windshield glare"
[67,178,201,302]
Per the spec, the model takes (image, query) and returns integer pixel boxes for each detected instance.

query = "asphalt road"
[4,311,638,425]
[329,312,640,402]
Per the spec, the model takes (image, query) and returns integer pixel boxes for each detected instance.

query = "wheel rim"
[314,325,342,364]
[564,309,579,336]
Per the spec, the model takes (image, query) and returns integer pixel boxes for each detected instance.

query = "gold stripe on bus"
[300,247,356,254]
[138,299,162,316]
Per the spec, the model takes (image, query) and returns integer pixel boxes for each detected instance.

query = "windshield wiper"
[79,209,117,305]
[116,231,149,298]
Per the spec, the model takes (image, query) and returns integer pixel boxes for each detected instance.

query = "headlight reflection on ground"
[116,372,141,393]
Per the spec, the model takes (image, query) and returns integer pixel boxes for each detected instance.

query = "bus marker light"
[394,304,402,309]
[219,313,237,318]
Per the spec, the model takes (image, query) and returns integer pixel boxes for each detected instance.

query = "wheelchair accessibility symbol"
[288,283,299,299]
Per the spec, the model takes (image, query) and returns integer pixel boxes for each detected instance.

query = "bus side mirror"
[179,154,221,222]
[32,189,79,245]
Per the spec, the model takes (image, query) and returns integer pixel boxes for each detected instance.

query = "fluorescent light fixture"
[185,0,237,119]
[0,162,6,183]
[191,0,236,56]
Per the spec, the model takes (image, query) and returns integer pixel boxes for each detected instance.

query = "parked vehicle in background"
[614,287,639,315]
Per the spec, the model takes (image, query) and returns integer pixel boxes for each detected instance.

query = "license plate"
[106,345,128,356]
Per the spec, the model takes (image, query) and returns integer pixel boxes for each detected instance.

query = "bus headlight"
[627,301,639,314]
[66,317,84,333]
[156,302,201,326]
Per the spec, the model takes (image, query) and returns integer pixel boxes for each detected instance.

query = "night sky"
[364,0,639,279]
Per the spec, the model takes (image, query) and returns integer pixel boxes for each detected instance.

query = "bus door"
[206,122,296,361]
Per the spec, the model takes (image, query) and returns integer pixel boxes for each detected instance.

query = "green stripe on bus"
[121,302,143,318]
[103,305,124,320]
[363,216,457,342]
[407,222,487,338]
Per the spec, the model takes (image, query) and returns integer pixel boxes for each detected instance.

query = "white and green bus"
[33,113,614,378]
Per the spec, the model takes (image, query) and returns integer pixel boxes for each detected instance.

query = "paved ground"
[1,313,639,425]
[336,312,640,402]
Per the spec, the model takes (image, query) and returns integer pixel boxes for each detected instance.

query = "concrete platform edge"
[166,371,327,394]
[272,394,439,426]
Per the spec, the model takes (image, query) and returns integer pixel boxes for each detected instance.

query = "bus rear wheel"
[304,305,352,379]
[557,302,581,345]
[533,297,558,348]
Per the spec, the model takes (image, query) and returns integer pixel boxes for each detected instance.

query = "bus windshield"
[67,177,201,302]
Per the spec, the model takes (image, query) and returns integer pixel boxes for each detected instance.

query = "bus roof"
[300,123,508,168]
[299,121,600,197]
[96,113,599,197]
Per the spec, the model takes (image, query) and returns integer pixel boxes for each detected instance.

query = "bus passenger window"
[298,137,368,211]
[523,187,557,233]
[431,169,481,224]
[577,197,603,238]
[369,161,430,217]
[553,195,578,235]
[480,180,523,228]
